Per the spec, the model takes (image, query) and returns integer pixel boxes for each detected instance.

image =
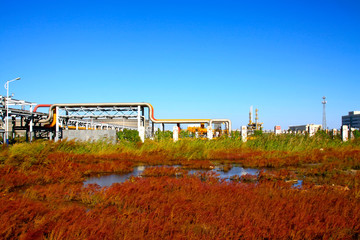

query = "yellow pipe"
[46,110,95,130]
[67,126,95,130]
[44,110,57,128]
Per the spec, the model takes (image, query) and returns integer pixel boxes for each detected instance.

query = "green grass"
[0,132,359,165]
[246,132,348,151]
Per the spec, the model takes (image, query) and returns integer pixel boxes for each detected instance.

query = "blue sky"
[1,0,359,130]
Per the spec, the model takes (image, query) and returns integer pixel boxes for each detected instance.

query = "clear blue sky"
[1,0,359,129]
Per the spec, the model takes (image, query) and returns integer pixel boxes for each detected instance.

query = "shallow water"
[292,180,303,188]
[84,165,259,187]
[84,165,146,187]
[210,166,258,179]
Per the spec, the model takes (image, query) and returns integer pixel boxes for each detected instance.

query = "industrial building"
[288,124,322,132]
[342,111,360,129]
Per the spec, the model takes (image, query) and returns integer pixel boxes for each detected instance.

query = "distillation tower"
[248,106,263,131]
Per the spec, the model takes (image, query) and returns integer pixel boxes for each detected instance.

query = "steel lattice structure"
[59,106,141,119]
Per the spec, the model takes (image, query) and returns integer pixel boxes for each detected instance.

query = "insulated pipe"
[39,103,212,124]
[33,104,56,127]
[38,103,231,131]
[33,104,52,113]
[48,111,57,127]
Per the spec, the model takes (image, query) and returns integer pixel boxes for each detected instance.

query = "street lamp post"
[4,77,20,144]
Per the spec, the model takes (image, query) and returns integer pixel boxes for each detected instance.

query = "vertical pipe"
[5,82,9,144]
[12,117,15,139]
[55,106,59,141]
[173,126,179,142]
[241,126,247,142]
[207,125,213,140]
[152,122,154,137]
[30,105,33,142]
[137,105,141,130]
[141,107,144,127]
[137,105,144,141]
[342,125,349,142]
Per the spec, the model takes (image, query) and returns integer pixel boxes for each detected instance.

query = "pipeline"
[33,104,56,127]
[36,103,231,132]
[33,104,52,113]
[210,119,232,134]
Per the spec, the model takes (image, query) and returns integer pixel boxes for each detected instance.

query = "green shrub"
[315,130,331,139]
[246,131,347,151]
[253,130,263,136]
[230,131,241,139]
[353,130,360,139]
[5,141,51,169]
[180,130,193,138]
[117,129,141,143]
[154,129,172,141]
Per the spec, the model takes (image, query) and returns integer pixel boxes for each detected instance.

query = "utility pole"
[4,77,20,144]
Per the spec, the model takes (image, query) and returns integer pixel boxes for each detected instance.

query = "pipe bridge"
[0,98,232,142]
[39,103,232,141]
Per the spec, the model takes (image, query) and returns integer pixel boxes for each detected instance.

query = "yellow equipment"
[187,123,208,137]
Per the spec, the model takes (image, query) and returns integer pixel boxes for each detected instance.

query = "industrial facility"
[0,95,232,143]
[247,106,263,131]
[2,87,359,144]
[342,111,360,129]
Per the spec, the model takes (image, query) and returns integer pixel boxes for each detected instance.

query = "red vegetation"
[1,175,360,239]
[1,145,360,239]
[181,160,213,169]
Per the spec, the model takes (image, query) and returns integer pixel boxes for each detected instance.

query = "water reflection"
[84,165,259,187]
[188,166,258,180]
[292,180,303,188]
[84,165,146,187]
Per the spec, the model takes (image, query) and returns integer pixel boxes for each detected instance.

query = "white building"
[288,124,322,132]
[342,111,360,129]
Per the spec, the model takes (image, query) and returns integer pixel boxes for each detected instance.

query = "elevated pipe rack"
[37,102,232,141]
